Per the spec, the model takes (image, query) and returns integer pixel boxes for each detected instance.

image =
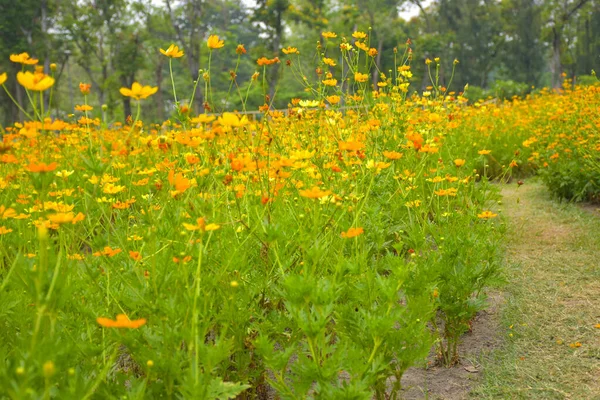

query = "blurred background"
[0,0,599,124]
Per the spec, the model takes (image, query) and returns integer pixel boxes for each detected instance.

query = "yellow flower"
[218,112,249,128]
[10,52,38,65]
[207,35,224,49]
[282,46,299,55]
[352,31,367,39]
[299,186,331,199]
[119,82,158,100]
[355,41,369,52]
[322,78,338,87]
[0,226,13,235]
[74,104,93,112]
[326,95,340,105]
[47,212,85,225]
[160,44,184,58]
[0,73,6,86]
[454,159,466,167]
[322,31,338,39]
[102,183,126,194]
[323,57,336,67]
[298,100,319,108]
[17,71,55,92]
[354,72,369,83]
[478,149,491,155]
[477,211,498,219]
[55,170,74,178]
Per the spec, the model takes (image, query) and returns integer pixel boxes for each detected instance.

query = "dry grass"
[472,181,600,399]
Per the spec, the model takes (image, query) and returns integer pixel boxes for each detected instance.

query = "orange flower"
[299,187,331,199]
[207,35,224,49]
[454,159,466,167]
[0,226,13,235]
[0,205,17,219]
[257,57,280,66]
[478,149,491,155]
[382,151,403,160]
[93,246,122,257]
[434,188,458,197]
[120,82,158,100]
[236,44,247,54]
[322,78,337,87]
[168,170,192,196]
[160,44,184,58]
[129,251,142,261]
[341,227,364,238]
[10,52,38,65]
[97,314,146,329]
[26,161,58,173]
[79,83,91,95]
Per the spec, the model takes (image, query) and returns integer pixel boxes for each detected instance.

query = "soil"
[399,291,504,400]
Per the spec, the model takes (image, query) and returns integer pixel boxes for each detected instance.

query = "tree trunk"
[155,57,165,122]
[552,27,561,88]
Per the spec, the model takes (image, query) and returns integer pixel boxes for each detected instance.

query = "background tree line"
[0,0,599,125]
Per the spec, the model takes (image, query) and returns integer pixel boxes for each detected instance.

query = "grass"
[472,180,600,399]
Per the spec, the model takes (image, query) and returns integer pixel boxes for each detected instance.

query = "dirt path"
[400,182,600,399]
[471,182,600,399]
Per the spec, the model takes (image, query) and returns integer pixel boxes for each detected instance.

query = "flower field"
[0,34,599,399]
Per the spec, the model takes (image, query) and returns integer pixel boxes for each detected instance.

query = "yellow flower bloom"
[299,186,331,199]
[74,104,93,112]
[282,46,299,55]
[218,112,249,128]
[119,82,158,100]
[207,35,224,49]
[354,72,369,83]
[17,71,55,92]
[0,73,6,86]
[352,31,367,39]
[160,44,184,58]
[10,52,38,65]
[326,95,341,105]
[323,57,336,67]
[477,211,498,219]
[322,31,337,39]
[322,78,338,87]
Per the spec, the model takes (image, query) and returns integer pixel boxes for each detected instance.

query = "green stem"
[169,58,178,106]
[2,84,33,120]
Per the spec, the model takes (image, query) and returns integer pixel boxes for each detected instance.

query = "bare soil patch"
[399,292,504,400]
